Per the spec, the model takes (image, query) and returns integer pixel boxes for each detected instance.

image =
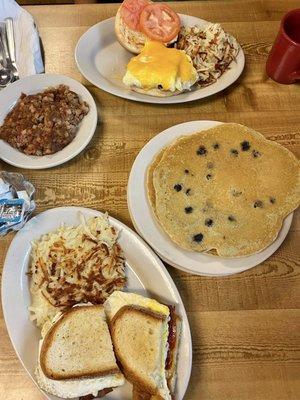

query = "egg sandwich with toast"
[104,291,181,399]
[35,305,125,398]
[34,292,181,399]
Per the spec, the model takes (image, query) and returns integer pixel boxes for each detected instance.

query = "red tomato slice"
[140,4,180,42]
[121,0,149,31]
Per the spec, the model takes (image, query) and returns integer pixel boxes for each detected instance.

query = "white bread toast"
[132,314,181,398]
[40,305,121,380]
[110,305,171,399]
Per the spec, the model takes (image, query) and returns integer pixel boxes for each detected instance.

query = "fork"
[0,34,12,87]
[5,18,19,81]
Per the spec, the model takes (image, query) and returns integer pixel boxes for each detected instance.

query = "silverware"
[0,34,12,87]
[0,65,11,87]
[5,18,19,81]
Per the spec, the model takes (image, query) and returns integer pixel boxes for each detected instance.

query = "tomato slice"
[121,0,149,31]
[140,4,180,42]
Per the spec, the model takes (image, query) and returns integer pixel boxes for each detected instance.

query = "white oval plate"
[0,74,97,169]
[127,120,294,276]
[75,15,245,104]
[1,206,192,400]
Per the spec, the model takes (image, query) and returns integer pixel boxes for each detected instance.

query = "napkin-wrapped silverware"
[5,17,19,81]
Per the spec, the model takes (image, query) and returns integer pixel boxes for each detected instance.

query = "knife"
[5,18,19,81]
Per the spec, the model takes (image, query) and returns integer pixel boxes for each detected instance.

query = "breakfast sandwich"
[104,291,181,399]
[123,40,198,96]
[35,305,125,398]
[115,0,180,54]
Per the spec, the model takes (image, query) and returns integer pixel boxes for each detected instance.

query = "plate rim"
[0,73,98,170]
[75,15,245,104]
[1,206,192,400]
[127,120,294,276]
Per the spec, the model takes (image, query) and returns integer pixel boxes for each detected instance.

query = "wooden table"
[0,1,299,399]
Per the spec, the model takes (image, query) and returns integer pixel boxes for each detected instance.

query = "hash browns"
[29,214,126,328]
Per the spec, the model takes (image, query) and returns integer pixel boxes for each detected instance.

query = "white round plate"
[127,120,294,276]
[75,15,245,104]
[0,74,97,169]
[1,207,192,400]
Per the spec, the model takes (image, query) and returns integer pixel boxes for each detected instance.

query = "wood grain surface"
[0,1,299,399]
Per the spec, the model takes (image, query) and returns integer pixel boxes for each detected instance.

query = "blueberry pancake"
[147,148,165,210]
[148,123,300,257]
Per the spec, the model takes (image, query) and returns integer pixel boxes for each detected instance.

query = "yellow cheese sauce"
[125,41,197,91]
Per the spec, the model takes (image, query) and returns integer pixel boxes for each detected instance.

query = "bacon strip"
[165,305,177,370]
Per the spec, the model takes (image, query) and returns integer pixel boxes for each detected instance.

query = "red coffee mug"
[266,8,300,84]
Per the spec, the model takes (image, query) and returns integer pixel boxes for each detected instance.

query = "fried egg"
[104,290,170,319]
[123,41,198,93]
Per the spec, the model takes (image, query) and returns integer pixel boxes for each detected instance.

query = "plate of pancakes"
[127,121,300,276]
[2,207,192,399]
[75,0,245,104]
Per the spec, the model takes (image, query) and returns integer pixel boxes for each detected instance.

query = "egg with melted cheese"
[123,41,198,93]
[104,290,170,320]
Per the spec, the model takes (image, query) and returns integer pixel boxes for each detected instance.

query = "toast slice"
[110,305,171,399]
[132,316,181,397]
[40,305,121,380]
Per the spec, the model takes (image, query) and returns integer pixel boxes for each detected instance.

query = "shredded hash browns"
[29,214,126,328]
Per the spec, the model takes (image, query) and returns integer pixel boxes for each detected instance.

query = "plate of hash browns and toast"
[2,207,191,400]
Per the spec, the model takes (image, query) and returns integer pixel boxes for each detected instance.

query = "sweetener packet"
[0,172,36,235]
[0,198,25,224]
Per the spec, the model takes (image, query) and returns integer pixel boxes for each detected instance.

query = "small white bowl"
[0,74,97,169]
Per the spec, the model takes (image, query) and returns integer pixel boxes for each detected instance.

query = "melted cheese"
[104,291,170,320]
[123,41,198,92]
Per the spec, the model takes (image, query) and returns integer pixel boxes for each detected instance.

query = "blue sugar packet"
[0,198,25,224]
[0,172,36,235]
